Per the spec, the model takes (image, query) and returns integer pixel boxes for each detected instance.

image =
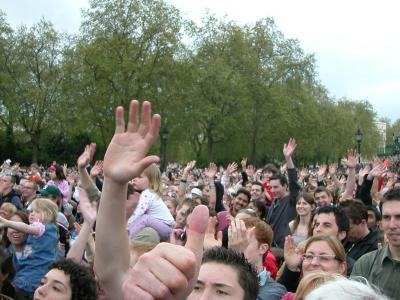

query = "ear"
[258,243,269,255]
[338,230,347,241]
[338,261,347,275]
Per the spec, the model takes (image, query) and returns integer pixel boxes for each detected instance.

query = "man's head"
[232,188,251,216]
[380,188,400,249]
[243,220,273,270]
[339,200,369,242]
[0,173,16,195]
[21,179,38,200]
[269,174,288,199]
[366,205,381,230]
[314,186,333,207]
[39,185,62,209]
[188,247,259,300]
[313,206,349,241]
[250,181,264,201]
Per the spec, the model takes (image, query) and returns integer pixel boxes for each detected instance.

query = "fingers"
[115,106,125,134]
[127,100,139,132]
[138,100,151,136]
[185,205,209,266]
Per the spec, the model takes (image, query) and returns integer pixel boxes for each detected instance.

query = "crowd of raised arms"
[0,100,399,300]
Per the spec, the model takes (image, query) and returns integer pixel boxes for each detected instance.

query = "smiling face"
[7,214,28,247]
[302,240,346,276]
[188,262,245,300]
[296,197,314,216]
[34,269,72,300]
[232,192,250,213]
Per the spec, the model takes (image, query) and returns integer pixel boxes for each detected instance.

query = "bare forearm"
[67,221,93,263]
[5,220,40,235]
[95,178,129,283]
[79,166,95,189]
[343,168,356,198]
[285,156,295,169]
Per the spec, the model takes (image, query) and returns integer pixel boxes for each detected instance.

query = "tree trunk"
[207,129,213,163]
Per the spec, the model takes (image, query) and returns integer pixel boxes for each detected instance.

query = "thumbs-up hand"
[122,205,209,300]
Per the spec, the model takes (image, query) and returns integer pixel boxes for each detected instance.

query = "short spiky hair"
[380,187,400,212]
[48,259,96,300]
[202,247,259,300]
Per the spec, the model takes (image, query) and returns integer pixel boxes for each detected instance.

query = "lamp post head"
[161,128,168,141]
[355,128,362,143]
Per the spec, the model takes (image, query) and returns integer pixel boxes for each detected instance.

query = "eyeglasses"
[302,253,338,263]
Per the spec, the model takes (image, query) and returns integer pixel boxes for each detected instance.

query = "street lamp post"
[355,128,362,163]
[160,128,168,172]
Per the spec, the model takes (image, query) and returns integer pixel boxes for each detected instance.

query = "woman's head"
[302,235,347,276]
[295,271,341,300]
[296,193,315,216]
[6,211,29,248]
[30,198,59,224]
[34,258,96,300]
[49,164,66,181]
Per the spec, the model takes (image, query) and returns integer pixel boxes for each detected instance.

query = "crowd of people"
[0,100,399,300]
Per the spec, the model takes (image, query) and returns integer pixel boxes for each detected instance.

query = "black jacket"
[343,228,379,261]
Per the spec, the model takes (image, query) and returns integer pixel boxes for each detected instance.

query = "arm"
[178,161,196,200]
[205,163,217,211]
[77,143,97,190]
[283,138,300,202]
[340,149,358,201]
[0,217,41,235]
[67,189,96,263]
[95,101,160,298]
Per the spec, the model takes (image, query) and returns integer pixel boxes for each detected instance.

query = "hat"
[40,185,62,197]
[131,227,160,245]
[191,188,203,197]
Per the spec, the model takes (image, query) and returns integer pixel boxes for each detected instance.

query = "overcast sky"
[2,0,399,123]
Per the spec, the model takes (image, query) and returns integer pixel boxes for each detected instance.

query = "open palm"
[103,101,160,184]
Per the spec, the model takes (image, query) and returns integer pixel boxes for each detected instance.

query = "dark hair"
[269,174,288,186]
[380,187,400,212]
[48,259,96,300]
[2,211,29,248]
[251,181,264,192]
[292,192,315,232]
[314,186,332,197]
[263,164,279,175]
[236,188,251,203]
[253,199,268,221]
[54,164,66,180]
[339,199,368,225]
[367,205,381,221]
[315,205,349,233]
[202,247,259,300]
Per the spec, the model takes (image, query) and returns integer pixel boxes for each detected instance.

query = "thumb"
[185,205,209,263]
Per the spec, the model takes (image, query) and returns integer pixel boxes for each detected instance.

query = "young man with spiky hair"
[188,247,259,300]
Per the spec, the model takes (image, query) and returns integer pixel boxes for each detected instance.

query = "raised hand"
[368,163,386,179]
[226,162,238,175]
[300,168,308,179]
[90,160,103,177]
[103,100,160,184]
[184,161,196,174]
[241,157,247,170]
[284,235,303,271]
[203,216,222,249]
[318,164,327,177]
[283,138,297,158]
[205,162,217,180]
[79,188,97,225]
[77,143,96,169]
[345,149,359,169]
[228,218,248,253]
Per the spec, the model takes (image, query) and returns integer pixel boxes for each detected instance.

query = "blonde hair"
[143,164,162,196]
[0,202,17,215]
[30,198,58,224]
[295,271,342,300]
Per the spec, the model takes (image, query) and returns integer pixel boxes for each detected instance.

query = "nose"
[389,217,398,229]
[36,283,47,296]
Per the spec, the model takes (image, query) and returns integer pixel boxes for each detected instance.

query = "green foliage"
[0,2,384,166]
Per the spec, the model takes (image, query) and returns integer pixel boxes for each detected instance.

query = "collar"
[258,268,269,286]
